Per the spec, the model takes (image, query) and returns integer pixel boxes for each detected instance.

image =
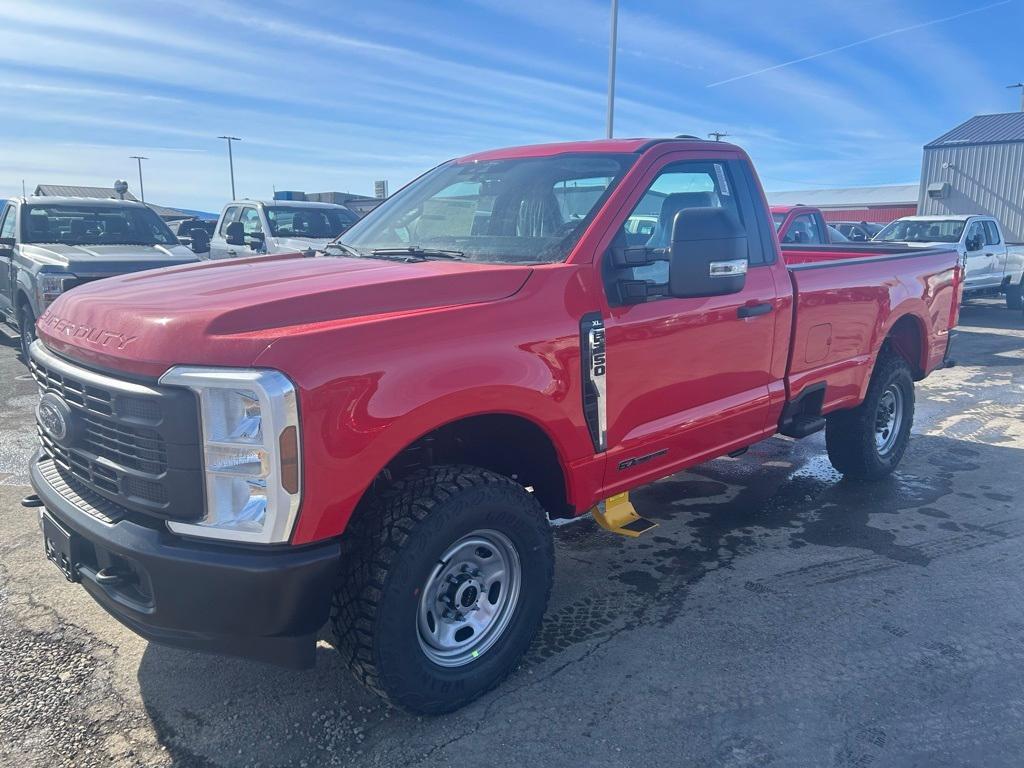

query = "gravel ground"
[1,299,1023,767]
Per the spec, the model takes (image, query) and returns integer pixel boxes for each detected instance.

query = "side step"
[780,415,825,439]
[591,492,657,538]
[0,322,19,341]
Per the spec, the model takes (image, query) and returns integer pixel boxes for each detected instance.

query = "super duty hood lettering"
[40,314,138,350]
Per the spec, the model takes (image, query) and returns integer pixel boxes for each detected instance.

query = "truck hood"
[21,243,198,273]
[38,253,533,377]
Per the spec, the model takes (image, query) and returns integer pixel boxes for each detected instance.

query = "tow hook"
[94,567,131,587]
[21,494,44,508]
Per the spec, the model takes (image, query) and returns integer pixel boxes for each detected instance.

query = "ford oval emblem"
[37,393,71,443]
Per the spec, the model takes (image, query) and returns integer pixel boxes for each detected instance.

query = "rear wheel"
[18,304,36,361]
[331,465,554,714]
[825,352,914,480]
[1007,277,1023,311]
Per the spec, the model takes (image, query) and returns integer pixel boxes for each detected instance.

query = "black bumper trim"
[30,452,341,669]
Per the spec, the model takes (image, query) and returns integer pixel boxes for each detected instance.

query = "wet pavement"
[2,299,1024,767]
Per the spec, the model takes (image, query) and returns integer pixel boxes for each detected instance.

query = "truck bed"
[781,243,961,416]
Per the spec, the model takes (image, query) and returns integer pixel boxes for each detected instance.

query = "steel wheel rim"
[874,384,903,456]
[416,529,522,668]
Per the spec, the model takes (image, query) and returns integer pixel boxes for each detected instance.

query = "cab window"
[240,207,263,235]
[983,220,1001,245]
[0,206,15,240]
[782,214,823,244]
[219,206,241,235]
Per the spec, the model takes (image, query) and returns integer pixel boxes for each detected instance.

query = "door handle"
[738,302,772,319]
[227,249,237,256]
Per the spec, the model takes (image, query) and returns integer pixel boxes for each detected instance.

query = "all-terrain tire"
[825,351,915,480]
[331,465,554,715]
[1007,278,1023,311]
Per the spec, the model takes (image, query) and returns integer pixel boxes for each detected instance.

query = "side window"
[782,214,823,244]
[0,206,15,240]
[613,160,755,293]
[966,221,985,248]
[983,220,1001,245]
[239,207,263,235]
[219,206,240,235]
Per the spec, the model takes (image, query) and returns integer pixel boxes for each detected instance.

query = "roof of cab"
[21,196,149,208]
[455,137,737,163]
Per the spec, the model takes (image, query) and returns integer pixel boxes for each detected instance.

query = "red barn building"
[767,183,918,225]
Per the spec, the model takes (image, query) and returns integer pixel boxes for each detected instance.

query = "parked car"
[833,221,884,242]
[26,138,961,716]
[168,218,215,255]
[771,205,847,244]
[0,197,198,358]
[875,215,1024,308]
[208,200,358,260]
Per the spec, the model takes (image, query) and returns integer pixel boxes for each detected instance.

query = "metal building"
[767,184,918,224]
[918,112,1024,241]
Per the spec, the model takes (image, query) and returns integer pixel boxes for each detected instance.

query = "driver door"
[599,154,782,490]
[0,204,16,315]
[963,220,993,290]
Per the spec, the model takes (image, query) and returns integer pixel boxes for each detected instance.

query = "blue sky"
[0,0,1021,212]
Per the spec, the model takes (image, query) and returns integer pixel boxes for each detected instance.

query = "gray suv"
[0,197,198,359]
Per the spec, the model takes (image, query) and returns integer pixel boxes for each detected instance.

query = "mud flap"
[591,492,657,538]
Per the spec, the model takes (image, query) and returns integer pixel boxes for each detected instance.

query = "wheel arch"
[883,311,928,381]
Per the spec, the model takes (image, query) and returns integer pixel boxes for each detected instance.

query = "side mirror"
[0,236,14,249]
[668,208,748,298]
[966,235,982,252]
[189,229,210,253]
[225,221,245,246]
[246,231,266,251]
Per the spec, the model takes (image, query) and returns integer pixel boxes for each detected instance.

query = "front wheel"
[1007,278,1023,311]
[18,304,36,361]
[331,465,554,714]
[825,352,915,480]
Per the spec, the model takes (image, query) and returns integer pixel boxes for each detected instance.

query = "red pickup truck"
[27,138,961,714]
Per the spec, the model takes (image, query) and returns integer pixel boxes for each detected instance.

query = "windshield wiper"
[322,242,367,259]
[371,246,466,261]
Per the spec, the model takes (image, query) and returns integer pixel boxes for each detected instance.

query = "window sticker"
[714,163,731,196]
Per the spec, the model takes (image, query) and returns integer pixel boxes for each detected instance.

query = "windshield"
[876,219,966,243]
[22,204,177,246]
[339,153,633,264]
[265,206,357,239]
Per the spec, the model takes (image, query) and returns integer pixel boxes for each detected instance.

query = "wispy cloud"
[707,0,1012,87]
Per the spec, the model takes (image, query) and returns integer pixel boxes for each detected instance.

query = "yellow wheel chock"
[591,492,657,537]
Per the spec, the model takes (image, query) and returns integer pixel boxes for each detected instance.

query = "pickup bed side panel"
[786,250,959,413]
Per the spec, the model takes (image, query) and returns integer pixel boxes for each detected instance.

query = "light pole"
[1008,82,1024,112]
[606,0,619,139]
[129,155,148,203]
[218,136,242,198]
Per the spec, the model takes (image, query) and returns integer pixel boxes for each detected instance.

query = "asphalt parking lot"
[2,299,1023,768]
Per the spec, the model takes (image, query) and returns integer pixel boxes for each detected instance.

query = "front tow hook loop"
[21,494,44,508]
[94,568,129,587]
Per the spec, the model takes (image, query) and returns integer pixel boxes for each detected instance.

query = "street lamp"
[217,136,242,199]
[606,0,619,139]
[129,155,148,203]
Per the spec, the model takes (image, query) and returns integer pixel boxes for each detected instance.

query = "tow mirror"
[189,228,210,253]
[246,231,266,250]
[0,236,14,248]
[225,221,245,246]
[966,234,983,252]
[668,208,748,298]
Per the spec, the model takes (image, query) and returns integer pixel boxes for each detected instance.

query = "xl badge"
[37,393,71,443]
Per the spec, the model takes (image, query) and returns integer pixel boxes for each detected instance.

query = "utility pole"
[129,156,148,203]
[1008,82,1024,112]
[217,136,242,199]
[606,0,619,139]
[708,131,729,141]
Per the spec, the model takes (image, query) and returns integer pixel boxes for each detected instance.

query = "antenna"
[1008,82,1024,111]
[708,131,729,142]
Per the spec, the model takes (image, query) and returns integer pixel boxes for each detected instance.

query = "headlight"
[37,272,78,307]
[158,367,301,544]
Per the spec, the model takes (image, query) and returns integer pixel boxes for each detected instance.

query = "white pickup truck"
[875,215,1024,309]
[209,200,358,260]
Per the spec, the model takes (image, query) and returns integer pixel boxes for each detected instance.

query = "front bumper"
[30,451,340,668]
